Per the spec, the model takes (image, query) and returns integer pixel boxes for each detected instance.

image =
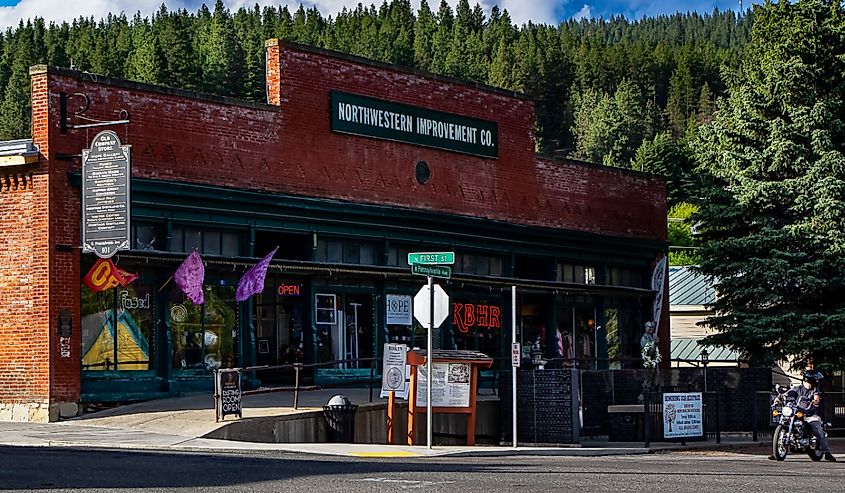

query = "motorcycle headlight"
[782,407,794,417]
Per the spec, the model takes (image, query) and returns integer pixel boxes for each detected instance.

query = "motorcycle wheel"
[772,425,788,461]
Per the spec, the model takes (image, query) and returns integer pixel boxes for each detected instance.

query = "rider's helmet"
[803,369,824,387]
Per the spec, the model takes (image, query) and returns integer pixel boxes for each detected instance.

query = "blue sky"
[0,1,755,29]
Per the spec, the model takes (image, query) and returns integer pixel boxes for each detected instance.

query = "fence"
[578,367,771,438]
[241,357,378,409]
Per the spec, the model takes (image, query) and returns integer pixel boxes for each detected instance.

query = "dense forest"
[0,0,751,211]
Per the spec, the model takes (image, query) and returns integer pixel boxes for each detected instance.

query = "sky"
[0,0,755,30]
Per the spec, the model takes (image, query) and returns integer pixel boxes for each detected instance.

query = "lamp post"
[701,348,710,393]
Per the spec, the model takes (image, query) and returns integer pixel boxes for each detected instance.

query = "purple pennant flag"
[174,251,205,305]
[236,247,278,302]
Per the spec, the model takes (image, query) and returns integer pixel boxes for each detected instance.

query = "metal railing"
[241,357,377,410]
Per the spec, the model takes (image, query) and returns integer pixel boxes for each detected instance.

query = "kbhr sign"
[82,130,131,258]
[331,91,498,159]
[452,303,501,333]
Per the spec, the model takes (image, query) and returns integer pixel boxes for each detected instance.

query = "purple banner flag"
[174,251,205,305]
[236,247,278,302]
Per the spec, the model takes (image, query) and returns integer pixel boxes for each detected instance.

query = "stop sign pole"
[427,275,433,450]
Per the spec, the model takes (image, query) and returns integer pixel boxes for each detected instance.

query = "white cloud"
[571,4,591,20]
[0,0,568,29]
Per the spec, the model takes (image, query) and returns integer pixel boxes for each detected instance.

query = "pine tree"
[693,0,845,371]
[125,16,161,84]
[0,25,32,139]
[199,1,242,97]
[413,0,436,70]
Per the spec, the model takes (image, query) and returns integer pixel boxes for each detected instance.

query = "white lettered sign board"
[663,392,703,438]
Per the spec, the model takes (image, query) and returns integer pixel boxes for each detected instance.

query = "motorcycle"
[771,386,826,461]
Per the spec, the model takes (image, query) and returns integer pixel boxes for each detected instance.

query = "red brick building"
[0,40,667,422]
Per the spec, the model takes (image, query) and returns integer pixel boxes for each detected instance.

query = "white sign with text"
[663,392,703,438]
[386,295,412,325]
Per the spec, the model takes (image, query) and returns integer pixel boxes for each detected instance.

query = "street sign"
[413,283,449,328]
[407,252,455,265]
[511,342,521,368]
[411,264,451,279]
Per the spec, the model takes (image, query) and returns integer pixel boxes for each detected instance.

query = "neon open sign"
[277,284,302,296]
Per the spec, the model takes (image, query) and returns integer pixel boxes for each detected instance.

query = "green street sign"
[411,264,452,279]
[407,252,455,265]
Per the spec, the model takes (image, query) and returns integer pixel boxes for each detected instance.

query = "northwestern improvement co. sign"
[330,91,498,159]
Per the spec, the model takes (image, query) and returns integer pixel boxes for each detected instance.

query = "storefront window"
[605,308,620,369]
[81,272,154,372]
[169,282,238,371]
[170,227,242,256]
[453,297,502,359]
[574,307,597,369]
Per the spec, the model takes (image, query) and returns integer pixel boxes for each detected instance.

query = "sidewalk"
[0,389,777,458]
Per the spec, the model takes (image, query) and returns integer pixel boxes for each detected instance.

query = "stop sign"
[413,283,449,328]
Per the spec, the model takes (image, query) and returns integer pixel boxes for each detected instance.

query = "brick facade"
[0,41,667,421]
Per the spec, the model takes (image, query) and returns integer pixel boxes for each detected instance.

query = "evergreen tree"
[199,1,242,97]
[413,0,436,70]
[0,25,32,139]
[693,0,845,371]
[125,16,161,84]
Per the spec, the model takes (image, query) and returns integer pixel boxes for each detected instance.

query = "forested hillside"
[0,0,751,201]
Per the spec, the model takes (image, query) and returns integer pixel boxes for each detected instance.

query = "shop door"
[316,292,374,369]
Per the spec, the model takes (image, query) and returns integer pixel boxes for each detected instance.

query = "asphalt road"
[1,446,843,492]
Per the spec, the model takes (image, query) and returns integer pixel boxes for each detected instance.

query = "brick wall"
[0,71,51,421]
[43,41,665,245]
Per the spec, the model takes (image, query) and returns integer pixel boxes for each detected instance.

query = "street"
[1,446,843,492]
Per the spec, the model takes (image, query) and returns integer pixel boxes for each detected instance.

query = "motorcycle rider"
[776,370,836,461]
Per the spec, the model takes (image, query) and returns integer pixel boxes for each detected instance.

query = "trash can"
[323,395,358,443]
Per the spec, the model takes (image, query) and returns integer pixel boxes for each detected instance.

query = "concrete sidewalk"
[0,388,776,458]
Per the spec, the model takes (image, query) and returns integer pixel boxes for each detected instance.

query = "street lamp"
[701,348,710,393]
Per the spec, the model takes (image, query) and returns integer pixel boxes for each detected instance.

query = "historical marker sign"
[382,343,408,393]
[82,130,131,258]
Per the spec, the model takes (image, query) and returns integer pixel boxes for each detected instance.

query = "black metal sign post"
[82,130,131,258]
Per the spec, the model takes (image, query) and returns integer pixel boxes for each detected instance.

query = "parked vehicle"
[771,387,825,461]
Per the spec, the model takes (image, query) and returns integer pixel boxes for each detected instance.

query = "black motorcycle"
[771,387,825,461]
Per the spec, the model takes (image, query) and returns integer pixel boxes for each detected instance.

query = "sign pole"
[427,275,433,450]
[511,285,517,448]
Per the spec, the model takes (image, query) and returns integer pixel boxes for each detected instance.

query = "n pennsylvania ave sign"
[411,264,451,279]
[408,252,454,265]
[331,91,498,159]
[82,130,131,259]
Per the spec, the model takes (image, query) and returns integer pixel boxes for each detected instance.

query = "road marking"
[353,477,456,489]
[350,451,423,458]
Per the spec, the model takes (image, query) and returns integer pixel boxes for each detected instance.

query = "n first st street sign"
[408,252,454,265]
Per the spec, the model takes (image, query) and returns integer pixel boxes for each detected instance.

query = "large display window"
[80,266,155,372]
[168,281,238,371]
